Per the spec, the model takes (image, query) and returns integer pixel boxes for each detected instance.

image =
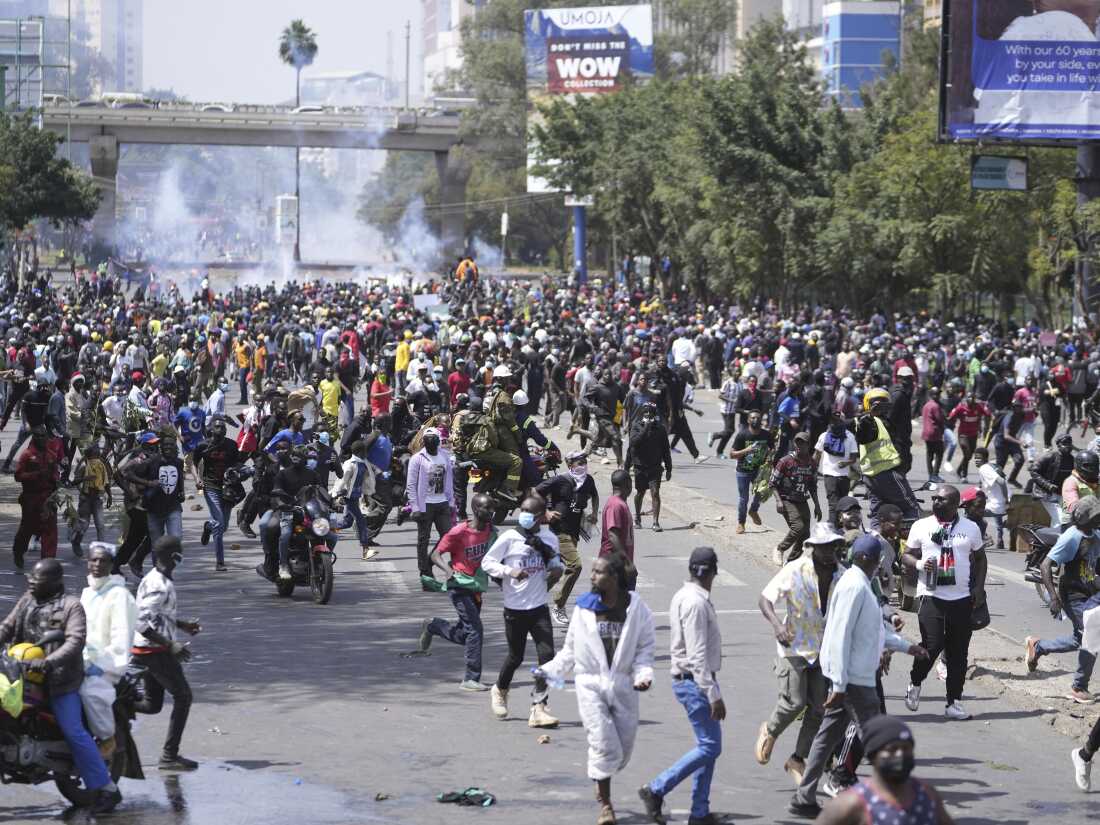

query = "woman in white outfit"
[539,553,656,825]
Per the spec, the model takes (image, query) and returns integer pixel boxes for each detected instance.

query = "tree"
[0,113,99,232]
[654,0,738,79]
[278,19,319,262]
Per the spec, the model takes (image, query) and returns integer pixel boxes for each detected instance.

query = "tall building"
[49,0,142,93]
[820,1,899,107]
[421,0,485,97]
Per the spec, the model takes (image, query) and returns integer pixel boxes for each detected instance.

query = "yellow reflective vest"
[859,417,901,477]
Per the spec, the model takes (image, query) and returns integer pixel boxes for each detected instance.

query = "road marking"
[654,608,759,616]
[986,563,1032,587]
[659,558,746,587]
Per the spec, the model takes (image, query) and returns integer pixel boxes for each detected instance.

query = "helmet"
[862,388,890,411]
[7,642,47,684]
[103,341,114,352]
[492,365,512,379]
[1075,450,1099,483]
[512,390,529,407]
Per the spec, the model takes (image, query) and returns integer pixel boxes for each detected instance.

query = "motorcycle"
[0,630,144,807]
[1018,522,1062,608]
[467,444,562,525]
[256,484,337,604]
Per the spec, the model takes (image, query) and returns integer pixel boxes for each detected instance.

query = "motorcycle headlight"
[312,518,330,537]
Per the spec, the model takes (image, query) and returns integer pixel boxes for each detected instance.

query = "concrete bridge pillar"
[89,135,119,250]
[434,145,470,262]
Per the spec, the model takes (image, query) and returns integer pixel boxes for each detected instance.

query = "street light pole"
[66,0,71,162]
[294,67,301,263]
[404,20,410,109]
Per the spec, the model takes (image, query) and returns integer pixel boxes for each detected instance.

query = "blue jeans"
[51,689,111,791]
[260,510,296,568]
[1037,591,1100,691]
[736,471,760,526]
[238,369,248,403]
[204,489,233,564]
[146,509,183,541]
[428,588,483,682]
[649,679,722,819]
[338,497,371,546]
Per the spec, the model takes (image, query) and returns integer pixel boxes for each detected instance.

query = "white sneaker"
[944,701,971,720]
[490,684,508,719]
[551,606,570,626]
[773,547,785,567]
[904,684,921,711]
[695,455,709,464]
[1072,747,1092,791]
[277,564,292,581]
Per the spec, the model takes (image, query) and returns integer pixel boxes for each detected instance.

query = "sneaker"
[821,771,855,799]
[783,755,806,786]
[91,786,123,814]
[200,521,212,546]
[652,523,663,533]
[633,517,643,529]
[362,548,379,561]
[773,547,785,566]
[637,785,666,825]
[736,524,745,534]
[278,564,292,581]
[905,683,921,711]
[551,606,570,626]
[944,701,971,720]
[749,511,762,526]
[1072,747,1093,791]
[754,721,775,765]
[787,798,822,818]
[671,446,682,454]
[215,563,228,572]
[528,703,559,728]
[695,455,709,464]
[159,754,199,771]
[1025,636,1039,672]
[459,680,490,692]
[490,684,508,719]
[936,658,948,681]
[1068,688,1096,704]
[416,619,433,654]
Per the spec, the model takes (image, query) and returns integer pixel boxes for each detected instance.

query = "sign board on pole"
[970,155,1028,191]
[941,0,1100,143]
[275,195,299,248]
[564,194,595,207]
[525,5,654,192]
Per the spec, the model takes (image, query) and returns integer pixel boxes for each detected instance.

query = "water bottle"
[924,560,937,592]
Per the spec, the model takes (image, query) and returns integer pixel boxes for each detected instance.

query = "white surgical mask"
[517,512,537,530]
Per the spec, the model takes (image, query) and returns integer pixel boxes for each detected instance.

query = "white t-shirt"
[978,463,1008,516]
[424,452,449,504]
[906,515,982,602]
[815,430,858,478]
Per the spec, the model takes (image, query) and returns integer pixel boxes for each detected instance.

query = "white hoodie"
[80,574,137,681]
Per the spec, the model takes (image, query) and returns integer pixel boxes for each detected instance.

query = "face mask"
[517,512,537,530]
[569,466,588,484]
[306,459,318,471]
[876,751,915,783]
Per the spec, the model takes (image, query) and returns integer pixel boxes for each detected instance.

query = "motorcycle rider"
[1061,451,1100,530]
[462,394,522,503]
[131,535,201,771]
[513,389,555,491]
[1030,433,1076,524]
[855,388,920,527]
[1025,496,1100,704]
[261,444,320,580]
[0,559,122,812]
[79,543,136,755]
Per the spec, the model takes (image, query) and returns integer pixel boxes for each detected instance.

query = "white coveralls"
[541,594,656,780]
[79,574,137,739]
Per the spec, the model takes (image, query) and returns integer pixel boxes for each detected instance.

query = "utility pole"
[67,0,72,161]
[404,20,411,109]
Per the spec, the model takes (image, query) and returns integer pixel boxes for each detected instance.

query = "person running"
[538,450,600,626]
[730,410,772,534]
[331,440,375,559]
[639,547,725,825]
[407,427,455,584]
[416,493,497,691]
[539,552,656,825]
[814,413,858,527]
[602,469,637,563]
[771,432,822,566]
[191,416,241,572]
[481,496,564,727]
[626,403,673,533]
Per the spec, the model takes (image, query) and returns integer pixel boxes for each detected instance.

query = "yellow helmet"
[7,642,46,684]
[90,331,101,342]
[103,340,114,352]
[863,388,890,411]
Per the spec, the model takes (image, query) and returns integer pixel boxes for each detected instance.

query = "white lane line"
[986,563,1032,587]
[658,558,746,587]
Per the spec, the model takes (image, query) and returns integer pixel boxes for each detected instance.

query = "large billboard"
[525,5,654,192]
[941,0,1100,142]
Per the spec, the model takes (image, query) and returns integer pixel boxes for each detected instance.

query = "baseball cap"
[836,496,861,512]
[850,534,883,562]
[688,546,718,577]
[793,432,811,444]
[139,432,160,445]
[861,715,914,756]
[960,486,982,504]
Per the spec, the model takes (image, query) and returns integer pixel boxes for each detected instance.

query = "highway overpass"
[41,103,470,258]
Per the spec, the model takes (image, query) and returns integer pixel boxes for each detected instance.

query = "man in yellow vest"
[856,388,920,527]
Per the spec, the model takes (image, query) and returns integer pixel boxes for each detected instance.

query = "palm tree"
[278,19,318,262]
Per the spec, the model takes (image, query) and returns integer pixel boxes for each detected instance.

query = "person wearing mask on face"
[756,525,845,790]
[537,450,600,627]
[144,436,186,542]
[815,716,953,825]
[1061,450,1100,530]
[261,445,321,580]
[901,485,986,722]
[173,391,206,479]
[814,413,859,527]
[406,427,455,583]
[79,543,136,754]
[3,377,53,472]
[638,547,725,825]
[192,416,241,572]
[204,377,229,420]
[730,410,773,535]
[481,496,564,727]
[12,424,65,568]
[789,536,927,818]
[538,552,655,825]
[0,558,122,813]
[114,431,161,576]
[131,536,201,772]
[264,410,307,454]
[415,493,498,690]
[331,440,375,559]
[626,403,673,533]
[771,432,823,566]
[887,367,917,476]
[1029,432,1076,524]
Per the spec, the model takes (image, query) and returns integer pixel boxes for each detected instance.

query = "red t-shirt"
[370,379,393,415]
[448,371,471,405]
[600,495,635,560]
[436,523,493,576]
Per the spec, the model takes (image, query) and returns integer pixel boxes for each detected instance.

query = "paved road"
[0,390,1096,823]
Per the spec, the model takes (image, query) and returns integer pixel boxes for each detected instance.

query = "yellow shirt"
[150,353,168,378]
[235,341,251,369]
[149,319,162,336]
[319,379,340,416]
[395,341,410,372]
